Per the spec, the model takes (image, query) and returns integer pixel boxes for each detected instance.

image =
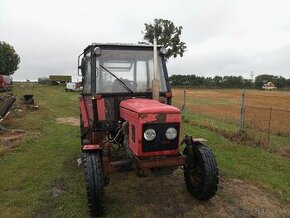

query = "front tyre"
[82,151,105,217]
[183,143,218,200]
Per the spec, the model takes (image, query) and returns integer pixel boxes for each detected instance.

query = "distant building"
[262,82,277,90]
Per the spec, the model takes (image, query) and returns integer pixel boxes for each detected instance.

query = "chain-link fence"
[242,91,290,154]
[173,89,290,156]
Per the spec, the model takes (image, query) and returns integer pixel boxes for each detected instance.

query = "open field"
[0,84,290,217]
[172,88,290,156]
[172,88,290,123]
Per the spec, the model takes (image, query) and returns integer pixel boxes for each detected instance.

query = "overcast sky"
[1,0,290,81]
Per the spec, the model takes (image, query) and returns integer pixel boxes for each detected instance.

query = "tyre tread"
[82,152,104,217]
[184,143,219,200]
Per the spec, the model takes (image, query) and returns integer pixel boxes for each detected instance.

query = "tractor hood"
[119,98,181,157]
[119,98,181,124]
[119,98,180,114]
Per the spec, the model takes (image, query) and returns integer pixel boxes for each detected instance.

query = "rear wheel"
[82,151,105,217]
[183,143,218,200]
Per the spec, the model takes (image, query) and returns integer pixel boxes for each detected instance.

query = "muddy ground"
[107,171,288,217]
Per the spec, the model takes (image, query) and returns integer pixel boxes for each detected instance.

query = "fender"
[80,96,89,128]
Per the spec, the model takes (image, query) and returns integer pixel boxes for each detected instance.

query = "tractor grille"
[142,123,179,152]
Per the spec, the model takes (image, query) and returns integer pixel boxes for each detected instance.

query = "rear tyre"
[183,143,218,200]
[82,152,105,217]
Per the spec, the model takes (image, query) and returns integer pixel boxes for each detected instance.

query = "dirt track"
[107,171,288,217]
[56,117,79,126]
[0,130,26,155]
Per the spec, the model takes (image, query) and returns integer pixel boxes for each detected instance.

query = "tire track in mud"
[107,171,288,217]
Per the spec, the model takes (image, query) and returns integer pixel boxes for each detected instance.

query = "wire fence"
[173,89,290,156]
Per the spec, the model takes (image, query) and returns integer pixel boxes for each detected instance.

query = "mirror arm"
[78,52,84,76]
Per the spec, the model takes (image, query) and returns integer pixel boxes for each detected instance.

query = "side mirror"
[80,57,90,76]
[79,57,86,76]
[77,52,84,76]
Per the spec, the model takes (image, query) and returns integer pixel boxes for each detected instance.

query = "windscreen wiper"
[100,65,133,93]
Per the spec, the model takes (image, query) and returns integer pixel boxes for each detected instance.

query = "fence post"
[267,107,273,147]
[239,89,245,136]
[181,90,187,116]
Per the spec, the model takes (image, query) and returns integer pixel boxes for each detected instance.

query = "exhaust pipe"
[152,37,160,100]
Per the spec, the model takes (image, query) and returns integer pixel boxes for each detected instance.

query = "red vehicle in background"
[0,74,13,92]
[78,42,219,216]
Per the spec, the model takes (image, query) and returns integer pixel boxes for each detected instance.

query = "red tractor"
[78,42,218,216]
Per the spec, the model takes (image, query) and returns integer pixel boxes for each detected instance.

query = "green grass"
[183,112,240,132]
[0,84,289,217]
[181,112,290,157]
[181,123,290,202]
[173,100,240,132]
[0,84,87,217]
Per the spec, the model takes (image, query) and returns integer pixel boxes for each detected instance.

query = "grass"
[0,84,87,217]
[0,84,289,217]
[182,122,290,202]
[179,111,290,157]
[182,112,240,132]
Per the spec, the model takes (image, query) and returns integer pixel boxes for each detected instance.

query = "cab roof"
[84,42,161,52]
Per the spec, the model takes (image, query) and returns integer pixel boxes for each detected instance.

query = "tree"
[142,18,187,60]
[244,79,254,88]
[213,76,222,87]
[38,77,50,84]
[169,74,259,89]
[0,41,20,75]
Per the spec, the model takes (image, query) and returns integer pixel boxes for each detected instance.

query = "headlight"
[144,128,156,141]
[165,127,177,140]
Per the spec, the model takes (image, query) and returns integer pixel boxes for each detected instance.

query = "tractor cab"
[78,43,218,217]
[78,43,173,132]
[81,43,169,95]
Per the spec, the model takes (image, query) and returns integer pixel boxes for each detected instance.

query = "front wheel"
[183,143,218,200]
[82,151,105,217]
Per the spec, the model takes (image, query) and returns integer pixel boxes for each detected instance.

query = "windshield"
[95,49,168,93]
